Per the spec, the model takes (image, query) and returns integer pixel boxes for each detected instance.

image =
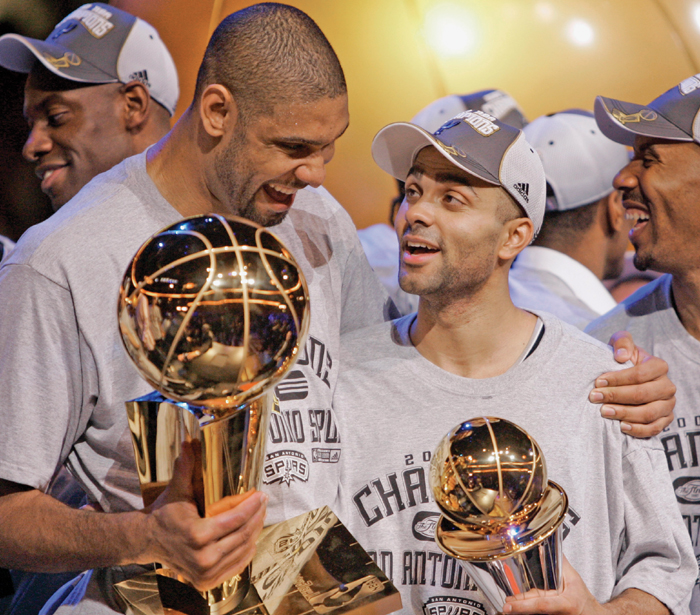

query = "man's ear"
[605,190,626,235]
[199,84,238,138]
[499,217,534,261]
[121,81,150,132]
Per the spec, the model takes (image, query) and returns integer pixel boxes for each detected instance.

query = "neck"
[534,230,606,280]
[671,271,700,341]
[146,109,221,217]
[411,274,537,379]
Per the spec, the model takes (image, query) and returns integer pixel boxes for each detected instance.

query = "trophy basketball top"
[118,214,310,417]
[430,416,568,562]
[430,417,547,531]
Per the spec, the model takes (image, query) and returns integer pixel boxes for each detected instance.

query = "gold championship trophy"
[116,215,400,615]
[429,417,568,615]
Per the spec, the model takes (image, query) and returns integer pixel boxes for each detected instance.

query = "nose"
[613,160,640,192]
[22,123,52,162]
[294,151,328,189]
[403,194,435,228]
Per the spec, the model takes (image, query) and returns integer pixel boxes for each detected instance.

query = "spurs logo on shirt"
[265,335,340,486]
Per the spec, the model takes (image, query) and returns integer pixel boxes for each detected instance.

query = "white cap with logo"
[523,110,630,212]
[0,3,179,116]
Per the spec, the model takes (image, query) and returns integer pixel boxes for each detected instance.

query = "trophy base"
[115,507,401,615]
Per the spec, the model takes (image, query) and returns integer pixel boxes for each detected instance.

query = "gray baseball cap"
[524,110,630,212]
[411,89,528,134]
[373,110,546,234]
[0,3,179,115]
[595,73,700,146]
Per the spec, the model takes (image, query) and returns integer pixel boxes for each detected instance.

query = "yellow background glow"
[114,0,700,229]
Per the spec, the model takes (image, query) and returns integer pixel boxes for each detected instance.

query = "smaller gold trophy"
[429,417,568,615]
[117,214,400,615]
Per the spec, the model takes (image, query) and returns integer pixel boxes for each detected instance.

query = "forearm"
[0,488,151,572]
[602,589,669,615]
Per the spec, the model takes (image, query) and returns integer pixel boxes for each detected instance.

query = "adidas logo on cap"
[513,182,530,202]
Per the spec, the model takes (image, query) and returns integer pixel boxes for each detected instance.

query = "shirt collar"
[513,246,617,316]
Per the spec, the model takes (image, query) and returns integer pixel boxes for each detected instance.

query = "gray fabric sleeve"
[613,442,697,614]
[0,263,83,490]
[340,233,400,336]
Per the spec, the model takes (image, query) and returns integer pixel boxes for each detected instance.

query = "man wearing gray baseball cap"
[333,111,695,615]
[359,89,529,316]
[0,3,179,210]
[588,73,700,613]
[509,110,632,329]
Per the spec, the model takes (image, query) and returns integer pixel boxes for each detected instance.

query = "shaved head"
[194,3,347,123]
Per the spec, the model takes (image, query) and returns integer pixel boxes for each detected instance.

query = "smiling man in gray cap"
[588,73,700,612]
[332,110,695,615]
[0,3,178,210]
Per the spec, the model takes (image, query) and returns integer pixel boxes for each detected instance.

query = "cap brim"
[371,122,499,185]
[0,33,117,83]
[594,95,692,146]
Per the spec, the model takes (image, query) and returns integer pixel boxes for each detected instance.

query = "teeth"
[407,241,435,249]
[43,169,55,181]
[625,211,649,223]
[268,185,295,195]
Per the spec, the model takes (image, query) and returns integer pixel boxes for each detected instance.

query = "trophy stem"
[124,390,274,614]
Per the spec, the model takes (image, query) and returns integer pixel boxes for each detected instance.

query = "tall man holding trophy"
[0,5,395,612]
[332,113,697,614]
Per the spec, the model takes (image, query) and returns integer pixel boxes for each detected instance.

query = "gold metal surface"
[118,214,310,419]
[430,417,568,615]
[430,417,547,532]
[114,508,402,615]
[118,215,311,615]
[434,481,568,562]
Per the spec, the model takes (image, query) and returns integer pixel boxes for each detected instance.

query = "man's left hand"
[588,331,675,438]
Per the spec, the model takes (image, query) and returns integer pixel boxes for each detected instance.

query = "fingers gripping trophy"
[430,417,569,615]
[117,214,310,614]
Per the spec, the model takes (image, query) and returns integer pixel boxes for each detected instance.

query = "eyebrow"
[22,93,68,121]
[636,142,661,160]
[407,164,474,187]
[275,120,350,148]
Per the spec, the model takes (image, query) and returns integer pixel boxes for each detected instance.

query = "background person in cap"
[588,72,700,612]
[0,2,179,211]
[333,111,695,615]
[509,110,632,330]
[359,89,528,315]
[0,5,178,610]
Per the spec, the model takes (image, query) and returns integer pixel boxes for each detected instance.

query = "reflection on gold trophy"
[117,214,400,615]
[429,417,568,615]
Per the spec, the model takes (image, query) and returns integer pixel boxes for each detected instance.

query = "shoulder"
[537,312,624,377]
[5,154,176,283]
[287,186,356,231]
[585,276,670,342]
[339,315,413,367]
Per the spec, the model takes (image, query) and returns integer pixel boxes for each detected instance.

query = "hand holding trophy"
[117,214,309,613]
[116,214,400,615]
[429,417,568,615]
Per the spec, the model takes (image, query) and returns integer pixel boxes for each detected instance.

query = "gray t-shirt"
[333,311,696,615]
[0,152,395,611]
[586,274,700,612]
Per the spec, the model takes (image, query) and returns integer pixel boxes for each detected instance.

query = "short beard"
[632,250,653,272]
[214,126,289,228]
